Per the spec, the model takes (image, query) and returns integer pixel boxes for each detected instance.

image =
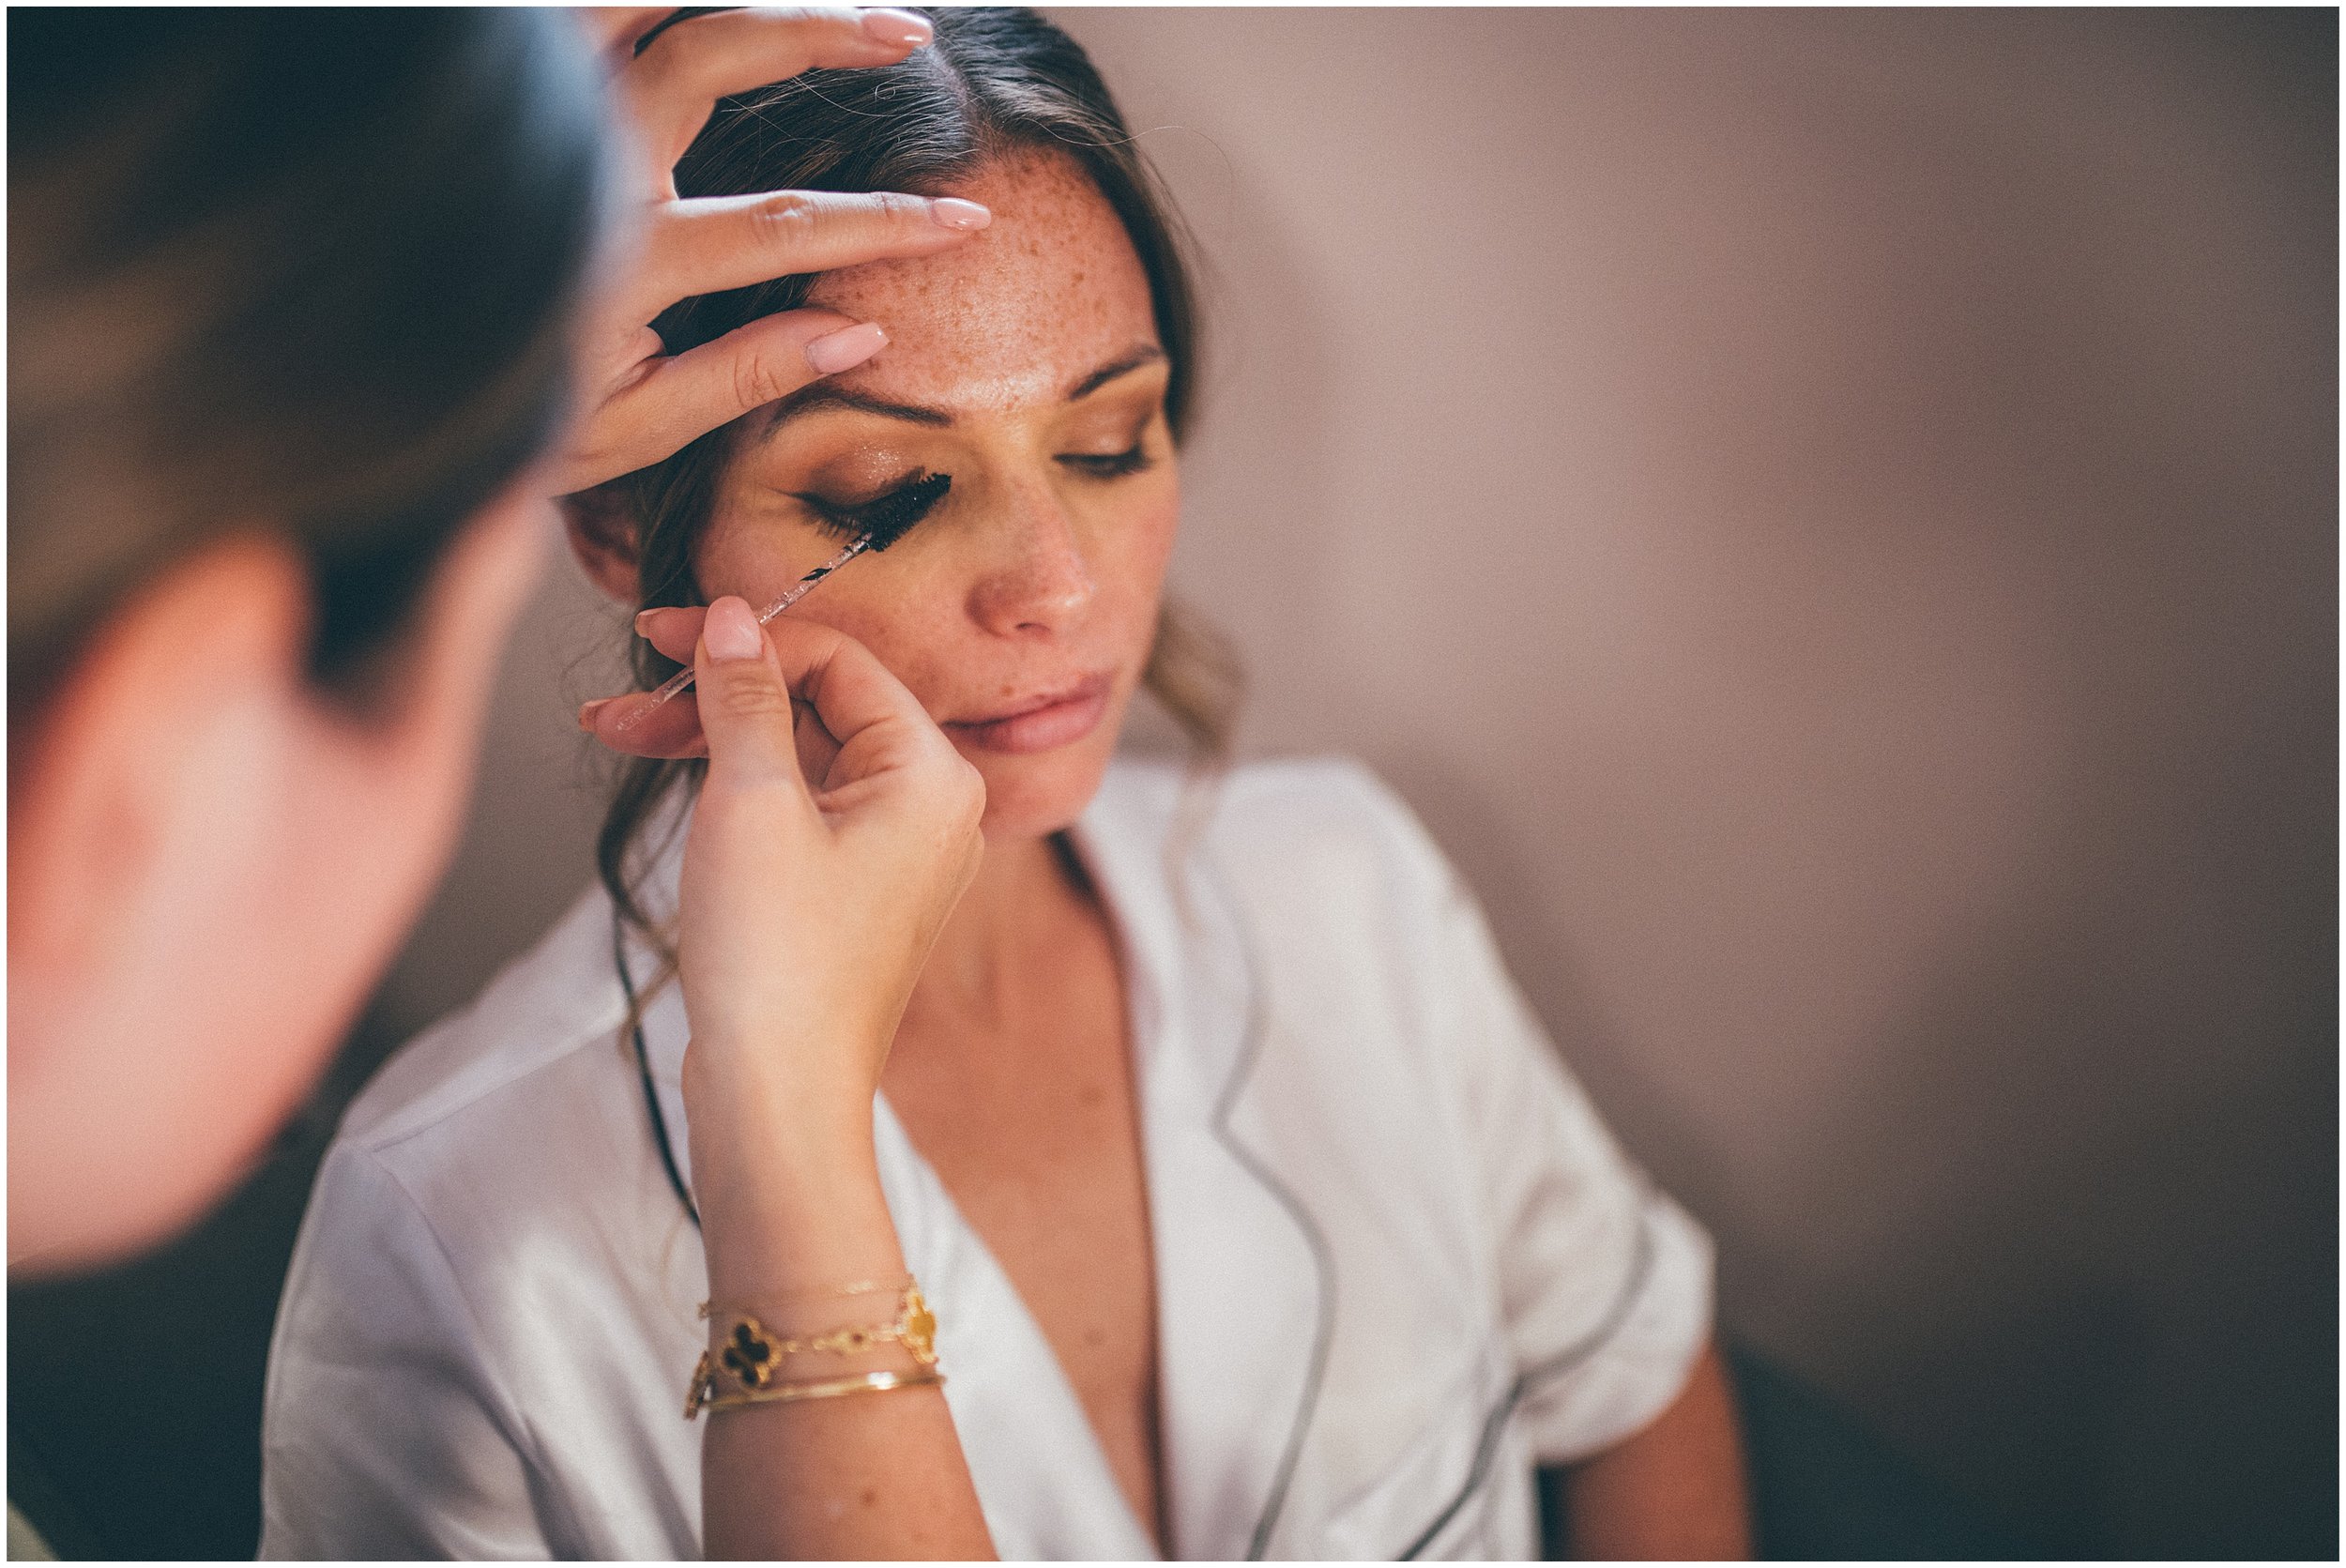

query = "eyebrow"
[1065,344,1166,402]
[759,343,1167,436]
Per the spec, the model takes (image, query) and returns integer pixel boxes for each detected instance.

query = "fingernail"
[931,197,992,232]
[861,8,931,48]
[703,597,763,662]
[577,698,612,731]
[632,608,659,636]
[804,320,887,374]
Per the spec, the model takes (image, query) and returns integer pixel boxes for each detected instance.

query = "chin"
[964,725,1120,842]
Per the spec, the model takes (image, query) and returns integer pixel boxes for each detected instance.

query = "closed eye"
[795,469,952,544]
[1057,444,1151,480]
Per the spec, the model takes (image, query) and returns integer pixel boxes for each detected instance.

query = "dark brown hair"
[8,9,609,723]
[580,7,1239,936]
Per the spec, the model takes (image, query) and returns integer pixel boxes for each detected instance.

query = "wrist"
[679,1028,881,1148]
[684,1091,881,1218]
[693,1149,906,1305]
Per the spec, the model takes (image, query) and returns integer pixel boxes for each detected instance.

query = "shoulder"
[1087,752,1471,1040]
[290,879,665,1295]
[1093,751,1455,905]
[1221,755,1452,891]
[273,876,686,1382]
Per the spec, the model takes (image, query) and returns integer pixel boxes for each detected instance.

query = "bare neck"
[901,830,1099,1037]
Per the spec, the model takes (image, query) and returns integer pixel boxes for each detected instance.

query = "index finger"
[625,7,934,172]
[617,190,986,325]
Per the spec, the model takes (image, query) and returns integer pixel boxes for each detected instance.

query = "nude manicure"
[932,198,993,232]
[860,8,932,49]
[702,598,762,662]
[804,321,887,374]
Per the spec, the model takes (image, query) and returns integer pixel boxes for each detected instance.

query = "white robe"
[259,755,1712,1560]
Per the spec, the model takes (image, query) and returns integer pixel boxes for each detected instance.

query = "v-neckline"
[871,817,1169,1557]
[629,761,1333,1560]
[870,1091,1166,1560]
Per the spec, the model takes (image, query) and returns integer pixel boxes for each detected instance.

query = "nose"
[964,482,1097,638]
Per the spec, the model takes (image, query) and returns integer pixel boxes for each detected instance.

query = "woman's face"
[693,150,1179,842]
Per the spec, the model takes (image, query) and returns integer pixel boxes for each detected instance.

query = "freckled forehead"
[804,149,1158,414]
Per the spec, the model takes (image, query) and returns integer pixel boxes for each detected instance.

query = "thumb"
[693,596,814,798]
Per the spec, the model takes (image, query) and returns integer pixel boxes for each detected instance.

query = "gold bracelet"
[702,1295,937,1363]
[697,1274,913,1317]
[690,1366,944,1420]
[686,1286,940,1417]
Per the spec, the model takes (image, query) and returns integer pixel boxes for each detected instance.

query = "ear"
[8,536,311,999]
[560,480,644,604]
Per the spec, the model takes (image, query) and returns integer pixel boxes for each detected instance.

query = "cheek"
[1070,470,1181,661]
[780,569,972,716]
[1112,481,1181,611]
[692,526,904,686]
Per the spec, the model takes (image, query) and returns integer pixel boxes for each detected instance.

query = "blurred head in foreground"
[7,9,609,1271]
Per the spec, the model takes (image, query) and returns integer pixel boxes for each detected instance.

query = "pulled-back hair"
[8,9,610,723]
[581,7,1239,937]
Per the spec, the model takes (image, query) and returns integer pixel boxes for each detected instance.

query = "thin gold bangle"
[691,1366,944,1420]
[697,1275,913,1318]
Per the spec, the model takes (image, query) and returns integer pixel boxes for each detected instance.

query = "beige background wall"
[376,9,2335,1555]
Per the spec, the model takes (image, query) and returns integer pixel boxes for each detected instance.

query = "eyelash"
[796,440,1152,539]
[799,470,952,541]
[1058,442,1152,480]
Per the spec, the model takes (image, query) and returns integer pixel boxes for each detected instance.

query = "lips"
[944,672,1114,755]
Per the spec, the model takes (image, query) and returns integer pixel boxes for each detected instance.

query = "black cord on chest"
[614,914,701,1229]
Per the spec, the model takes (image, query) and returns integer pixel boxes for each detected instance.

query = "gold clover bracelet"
[686,1286,941,1420]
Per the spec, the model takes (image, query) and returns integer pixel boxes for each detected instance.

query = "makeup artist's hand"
[574,601,916,770]
[580,601,856,769]
[554,7,990,495]
[594,598,983,1116]
[590,601,995,1560]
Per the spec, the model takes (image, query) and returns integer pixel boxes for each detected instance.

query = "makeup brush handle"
[611,538,868,734]
[613,663,700,730]
[757,538,867,624]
